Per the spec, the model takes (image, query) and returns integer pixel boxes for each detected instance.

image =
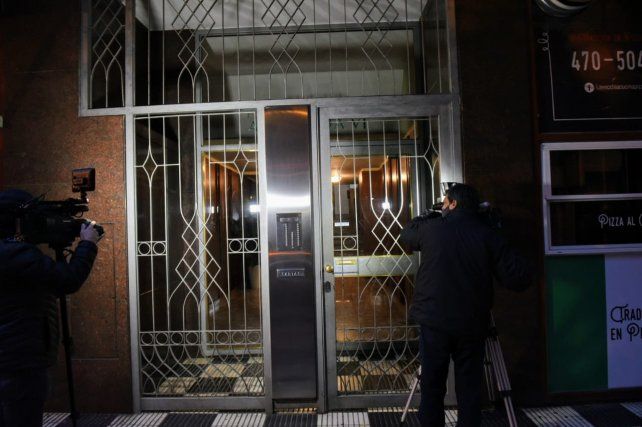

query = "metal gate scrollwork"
[135,110,264,399]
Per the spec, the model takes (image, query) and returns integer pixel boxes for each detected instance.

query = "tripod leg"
[59,297,78,427]
[503,397,518,427]
[483,341,496,403]
[400,368,421,425]
[487,315,518,427]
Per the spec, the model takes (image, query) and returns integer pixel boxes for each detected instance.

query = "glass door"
[319,101,459,409]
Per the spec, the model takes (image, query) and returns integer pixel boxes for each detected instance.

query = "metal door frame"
[313,97,462,410]
[125,95,460,413]
[85,0,464,413]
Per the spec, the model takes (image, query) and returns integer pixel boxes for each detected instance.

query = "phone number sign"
[535,30,642,132]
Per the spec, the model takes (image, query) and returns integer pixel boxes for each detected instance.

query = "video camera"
[421,182,503,229]
[422,201,502,229]
[1,168,104,248]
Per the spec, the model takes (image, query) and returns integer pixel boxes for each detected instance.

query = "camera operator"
[0,189,100,427]
[400,183,531,427]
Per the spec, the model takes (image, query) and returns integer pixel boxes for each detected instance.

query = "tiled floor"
[145,355,420,397]
[44,402,642,426]
[140,281,421,399]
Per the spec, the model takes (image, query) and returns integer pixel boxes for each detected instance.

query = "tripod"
[483,315,518,426]
[400,315,518,427]
[54,248,78,427]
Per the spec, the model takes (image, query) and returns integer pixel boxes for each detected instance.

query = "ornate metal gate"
[319,102,460,409]
[134,110,267,410]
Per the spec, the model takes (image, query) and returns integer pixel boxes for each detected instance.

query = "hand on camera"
[80,221,100,244]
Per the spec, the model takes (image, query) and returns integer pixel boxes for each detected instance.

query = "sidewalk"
[44,402,642,426]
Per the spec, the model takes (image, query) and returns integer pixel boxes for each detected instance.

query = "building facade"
[0,0,640,414]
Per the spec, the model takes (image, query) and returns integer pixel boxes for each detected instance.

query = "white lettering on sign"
[598,213,642,229]
[599,214,623,228]
[276,268,305,279]
[571,50,642,72]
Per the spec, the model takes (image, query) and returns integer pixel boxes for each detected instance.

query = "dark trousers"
[0,369,48,427]
[418,325,485,427]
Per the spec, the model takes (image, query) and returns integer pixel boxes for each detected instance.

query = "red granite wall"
[0,1,132,413]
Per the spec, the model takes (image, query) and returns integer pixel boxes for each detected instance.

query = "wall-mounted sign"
[605,255,642,389]
[546,254,642,392]
[543,141,642,254]
[533,1,642,132]
[276,268,306,279]
[550,199,642,246]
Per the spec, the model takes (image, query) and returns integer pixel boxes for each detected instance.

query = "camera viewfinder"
[72,168,96,193]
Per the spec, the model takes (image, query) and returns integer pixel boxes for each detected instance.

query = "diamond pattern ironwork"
[135,111,263,398]
[260,0,306,98]
[332,117,438,395]
[353,0,399,94]
[140,145,159,184]
[168,0,220,102]
[87,0,452,105]
[90,0,125,107]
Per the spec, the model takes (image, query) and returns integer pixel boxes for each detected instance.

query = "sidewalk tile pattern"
[622,402,642,418]
[317,412,370,426]
[524,406,594,426]
[110,413,168,426]
[42,402,641,427]
[574,403,642,427]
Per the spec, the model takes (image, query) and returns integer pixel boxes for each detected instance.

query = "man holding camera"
[0,189,100,427]
[400,183,530,427]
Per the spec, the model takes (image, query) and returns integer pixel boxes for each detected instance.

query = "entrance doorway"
[131,99,460,411]
[318,101,458,409]
[81,0,462,412]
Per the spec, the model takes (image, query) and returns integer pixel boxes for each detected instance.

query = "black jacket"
[400,209,530,335]
[0,239,98,373]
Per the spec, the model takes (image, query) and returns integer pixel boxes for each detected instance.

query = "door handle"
[324,264,334,273]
